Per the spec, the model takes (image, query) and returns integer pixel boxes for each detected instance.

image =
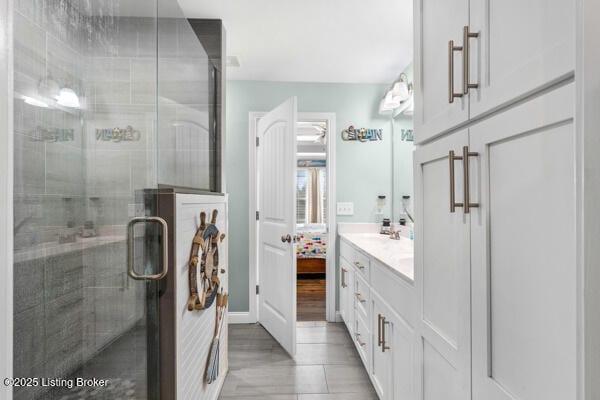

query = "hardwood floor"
[297,276,326,321]
[219,322,378,399]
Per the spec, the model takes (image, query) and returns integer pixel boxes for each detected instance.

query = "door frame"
[247,111,336,324]
[0,0,13,393]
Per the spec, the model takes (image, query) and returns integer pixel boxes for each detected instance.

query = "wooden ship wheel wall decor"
[188,209,226,311]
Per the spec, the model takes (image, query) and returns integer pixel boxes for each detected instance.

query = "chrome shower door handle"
[127,216,169,280]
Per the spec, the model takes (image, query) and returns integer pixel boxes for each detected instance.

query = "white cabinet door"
[470,83,577,400]
[414,0,469,143]
[339,263,347,322]
[372,295,393,400]
[469,0,575,118]
[372,293,416,400]
[339,258,354,334]
[390,312,415,400]
[414,130,471,400]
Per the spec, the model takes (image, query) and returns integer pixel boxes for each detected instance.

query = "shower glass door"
[12,1,166,398]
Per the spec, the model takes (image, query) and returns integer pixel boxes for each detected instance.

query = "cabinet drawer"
[340,239,353,263]
[352,250,370,282]
[354,273,370,321]
[371,259,416,327]
[354,313,370,366]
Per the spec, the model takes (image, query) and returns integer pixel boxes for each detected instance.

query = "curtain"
[307,168,326,223]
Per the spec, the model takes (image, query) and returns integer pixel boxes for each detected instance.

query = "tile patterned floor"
[219,322,378,400]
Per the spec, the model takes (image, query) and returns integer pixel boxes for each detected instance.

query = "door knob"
[281,234,292,243]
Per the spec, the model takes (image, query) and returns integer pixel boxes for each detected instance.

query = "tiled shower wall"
[12,1,212,398]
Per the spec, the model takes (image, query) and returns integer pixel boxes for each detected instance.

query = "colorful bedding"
[296,231,327,259]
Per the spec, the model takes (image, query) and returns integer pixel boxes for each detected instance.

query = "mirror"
[385,64,414,231]
[391,105,414,226]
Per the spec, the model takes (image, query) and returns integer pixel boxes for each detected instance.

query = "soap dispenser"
[380,218,391,235]
[375,195,386,223]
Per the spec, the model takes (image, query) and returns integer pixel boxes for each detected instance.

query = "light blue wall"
[226,80,403,312]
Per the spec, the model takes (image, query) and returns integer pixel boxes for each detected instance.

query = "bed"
[296,224,328,274]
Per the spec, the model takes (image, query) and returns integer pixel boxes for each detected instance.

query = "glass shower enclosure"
[12,1,217,398]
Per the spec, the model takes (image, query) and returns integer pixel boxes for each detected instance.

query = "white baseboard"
[228,312,256,324]
[213,367,228,400]
[335,311,343,323]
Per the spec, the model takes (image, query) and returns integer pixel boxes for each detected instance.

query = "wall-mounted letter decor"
[401,128,414,142]
[96,125,141,142]
[341,125,383,142]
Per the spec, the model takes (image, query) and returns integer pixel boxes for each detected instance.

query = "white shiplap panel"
[175,194,228,400]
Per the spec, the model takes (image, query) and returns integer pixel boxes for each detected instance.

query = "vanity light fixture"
[380,72,414,114]
[384,91,401,109]
[391,73,413,102]
[22,96,49,108]
[55,87,81,108]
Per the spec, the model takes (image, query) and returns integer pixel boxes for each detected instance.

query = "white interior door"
[257,97,298,356]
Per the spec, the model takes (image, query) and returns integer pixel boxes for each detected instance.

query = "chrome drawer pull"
[381,316,391,353]
[355,293,366,303]
[355,333,367,347]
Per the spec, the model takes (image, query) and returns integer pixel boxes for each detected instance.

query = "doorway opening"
[249,111,336,330]
[296,121,328,321]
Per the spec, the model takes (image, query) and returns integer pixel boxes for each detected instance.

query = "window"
[296,167,327,225]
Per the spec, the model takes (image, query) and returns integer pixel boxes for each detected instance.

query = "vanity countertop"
[339,232,414,282]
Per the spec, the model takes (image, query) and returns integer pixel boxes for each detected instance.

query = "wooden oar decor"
[187,209,226,311]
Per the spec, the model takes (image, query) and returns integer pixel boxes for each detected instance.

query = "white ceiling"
[176,0,413,83]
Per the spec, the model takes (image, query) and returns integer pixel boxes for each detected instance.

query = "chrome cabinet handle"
[281,234,292,243]
[462,26,479,94]
[381,316,391,352]
[127,216,169,280]
[448,40,464,103]
[461,145,480,214]
[449,150,464,213]
[377,314,383,347]
[354,261,365,270]
[355,333,367,347]
[341,268,347,288]
[449,147,480,214]
[355,292,366,303]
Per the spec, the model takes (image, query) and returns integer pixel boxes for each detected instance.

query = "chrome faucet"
[389,230,401,240]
